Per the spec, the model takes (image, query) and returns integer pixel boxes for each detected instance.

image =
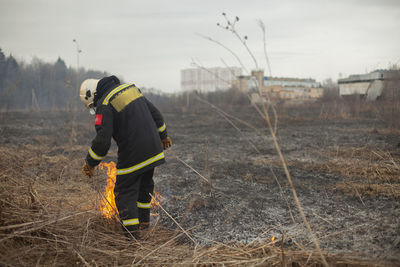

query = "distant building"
[338,71,385,101]
[181,67,242,92]
[232,70,322,103]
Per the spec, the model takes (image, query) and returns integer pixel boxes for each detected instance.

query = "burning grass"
[98,161,118,219]
[0,144,396,266]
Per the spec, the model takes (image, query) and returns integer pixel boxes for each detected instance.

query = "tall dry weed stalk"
[197,13,329,266]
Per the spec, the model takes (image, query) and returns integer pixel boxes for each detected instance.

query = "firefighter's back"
[101,84,164,174]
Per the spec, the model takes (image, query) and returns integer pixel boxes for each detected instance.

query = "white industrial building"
[338,71,385,101]
[181,67,242,92]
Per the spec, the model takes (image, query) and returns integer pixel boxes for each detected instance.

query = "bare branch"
[196,33,249,74]
[257,19,272,77]
[217,14,259,70]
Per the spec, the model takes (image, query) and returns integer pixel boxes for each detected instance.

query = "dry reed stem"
[257,19,273,77]
[175,156,212,185]
[133,232,186,266]
[73,249,90,267]
[196,33,249,74]
[195,95,268,151]
[311,223,369,244]
[0,210,92,243]
[200,17,331,264]
[149,193,198,246]
[193,234,253,257]
[191,59,234,89]
[252,72,328,265]
[270,168,298,225]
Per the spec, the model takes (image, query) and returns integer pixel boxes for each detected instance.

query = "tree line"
[0,48,109,111]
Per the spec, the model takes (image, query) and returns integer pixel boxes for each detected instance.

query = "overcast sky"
[1,0,399,92]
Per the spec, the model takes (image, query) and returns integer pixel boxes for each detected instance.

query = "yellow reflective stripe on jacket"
[110,86,143,112]
[137,201,151,209]
[122,218,139,226]
[158,123,166,133]
[102,84,132,105]
[117,152,165,175]
[88,147,105,161]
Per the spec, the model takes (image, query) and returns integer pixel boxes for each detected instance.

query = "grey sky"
[1,0,399,92]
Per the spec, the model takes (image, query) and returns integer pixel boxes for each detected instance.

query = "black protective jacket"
[86,79,167,176]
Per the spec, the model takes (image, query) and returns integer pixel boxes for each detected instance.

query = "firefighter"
[79,75,172,238]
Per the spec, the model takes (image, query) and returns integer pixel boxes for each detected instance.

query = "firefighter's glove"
[161,137,172,150]
[82,161,94,177]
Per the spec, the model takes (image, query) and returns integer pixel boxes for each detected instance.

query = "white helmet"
[80,79,99,114]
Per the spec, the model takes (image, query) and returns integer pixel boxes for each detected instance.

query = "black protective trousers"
[114,168,154,232]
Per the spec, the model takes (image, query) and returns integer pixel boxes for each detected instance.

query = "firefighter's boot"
[138,208,150,230]
[124,224,140,240]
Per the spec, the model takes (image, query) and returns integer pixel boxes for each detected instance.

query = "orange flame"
[150,190,162,216]
[99,161,162,219]
[99,162,118,219]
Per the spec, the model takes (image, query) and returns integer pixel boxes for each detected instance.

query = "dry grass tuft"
[289,146,400,197]
[336,182,400,198]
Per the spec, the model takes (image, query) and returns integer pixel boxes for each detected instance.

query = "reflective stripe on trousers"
[122,218,139,226]
[137,201,151,209]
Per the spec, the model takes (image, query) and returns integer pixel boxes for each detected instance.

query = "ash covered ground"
[0,107,399,262]
[155,108,400,261]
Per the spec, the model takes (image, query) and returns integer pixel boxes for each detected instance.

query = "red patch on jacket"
[95,114,103,126]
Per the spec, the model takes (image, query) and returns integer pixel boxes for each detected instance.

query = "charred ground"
[156,107,400,259]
